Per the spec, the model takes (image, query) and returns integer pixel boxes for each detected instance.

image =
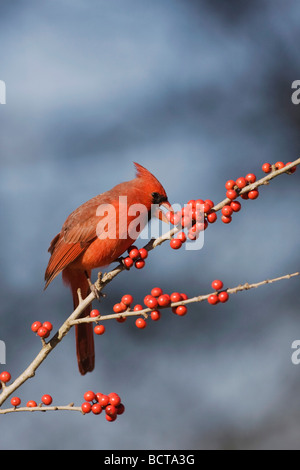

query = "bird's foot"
[85,271,105,301]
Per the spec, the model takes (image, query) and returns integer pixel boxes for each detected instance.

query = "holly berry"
[286,162,297,174]
[97,394,110,407]
[42,321,53,332]
[144,296,158,309]
[230,201,241,212]
[225,180,236,190]
[41,394,53,405]
[218,291,229,303]
[31,321,42,332]
[207,294,219,305]
[138,248,148,259]
[90,309,100,318]
[26,400,37,408]
[151,287,163,297]
[211,279,223,290]
[108,393,121,407]
[0,371,11,383]
[11,396,21,407]
[150,310,161,321]
[275,161,285,170]
[248,189,259,200]
[121,294,134,306]
[235,177,247,189]
[135,318,147,329]
[170,292,182,303]
[113,303,127,313]
[128,248,140,260]
[37,326,50,338]
[106,413,117,422]
[172,305,188,316]
[81,402,92,414]
[170,238,182,250]
[135,260,145,269]
[158,294,171,307]
[245,173,256,183]
[105,404,117,417]
[221,215,232,224]
[176,232,187,243]
[222,205,233,217]
[94,325,105,335]
[116,403,125,415]
[262,162,272,173]
[92,403,102,415]
[133,304,143,311]
[124,257,134,268]
[226,189,238,200]
[180,293,188,300]
[207,212,217,223]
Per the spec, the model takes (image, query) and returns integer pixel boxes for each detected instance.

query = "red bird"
[44,163,172,375]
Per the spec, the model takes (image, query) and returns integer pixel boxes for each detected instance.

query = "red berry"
[245,173,256,183]
[106,413,117,422]
[31,321,42,333]
[135,260,145,269]
[230,201,241,212]
[129,248,140,260]
[133,304,143,311]
[135,317,147,329]
[207,294,219,305]
[262,162,272,173]
[83,390,96,402]
[138,248,148,259]
[90,309,100,318]
[170,292,182,303]
[98,394,109,407]
[169,211,182,225]
[116,403,125,415]
[221,205,233,217]
[0,371,11,383]
[92,403,102,415]
[170,238,182,250]
[248,189,259,200]
[240,192,249,200]
[203,202,212,214]
[94,324,106,335]
[42,321,53,331]
[144,296,158,309]
[211,280,223,290]
[286,162,297,174]
[105,404,117,417]
[150,310,161,321]
[218,291,229,303]
[37,326,50,338]
[121,294,134,306]
[180,293,188,300]
[180,216,192,228]
[116,316,126,323]
[173,305,187,316]
[26,400,37,408]
[235,177,247,189]
[207,212,217,223]
[275,161,285,170]
[81,402,92,414]
[158,294,171,307]
[41,394,53,405]
[151,287,163,297]
[176,232,187,243]
[108,393,121,406]
[113,302,127,313]
[221,215,232,224]
[204,199,214,209]
[226,189,238,200]
[124,257,134,268]
[225,180,236,190]
[10,396,21,407]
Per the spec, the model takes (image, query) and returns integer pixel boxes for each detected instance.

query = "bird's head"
[134,162,173,222]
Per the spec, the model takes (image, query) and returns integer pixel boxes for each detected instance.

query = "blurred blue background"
[0,0,300,450]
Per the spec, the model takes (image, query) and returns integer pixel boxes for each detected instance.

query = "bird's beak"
[153,200,174,224]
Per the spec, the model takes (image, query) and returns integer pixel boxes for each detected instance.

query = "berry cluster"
[207,280,229,305]
[123,246,148,270]
[134,287,189,329]
[262,161,297,174]
[10,394,53,408]
[81,390,125,421]
[31,321,53,339]
[168,199,215,249]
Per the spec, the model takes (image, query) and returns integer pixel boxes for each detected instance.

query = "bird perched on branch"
[44,162,172,375]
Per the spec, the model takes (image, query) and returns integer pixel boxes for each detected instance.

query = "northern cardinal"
[44,162,172,375]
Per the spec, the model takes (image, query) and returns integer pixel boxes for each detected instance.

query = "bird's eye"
[152,192,167,204]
